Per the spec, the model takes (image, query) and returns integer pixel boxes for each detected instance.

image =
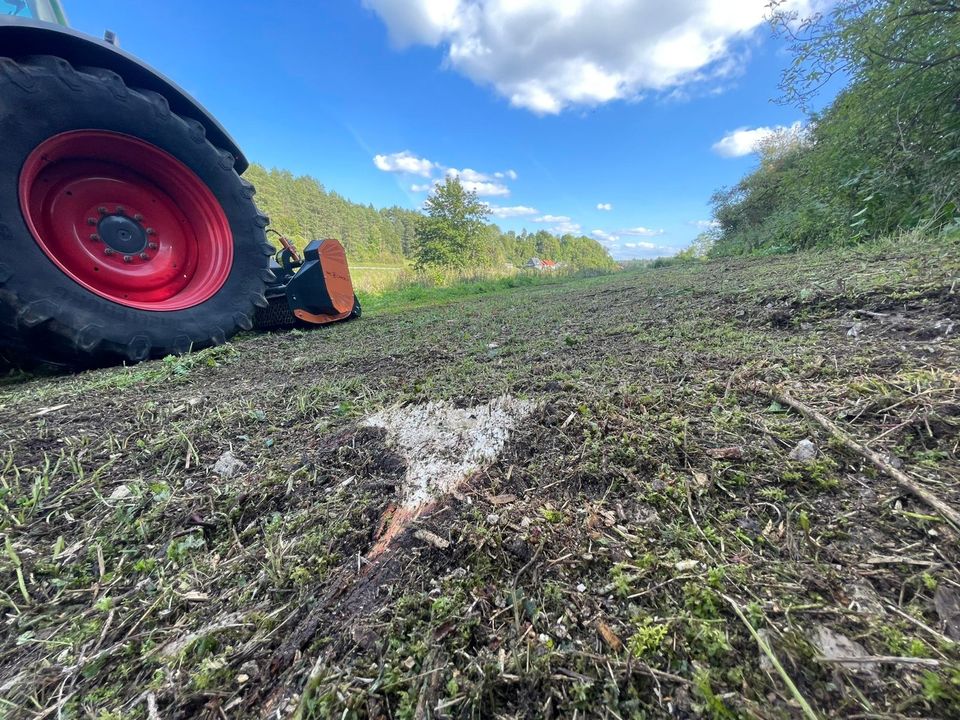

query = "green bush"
[709,0,960,256]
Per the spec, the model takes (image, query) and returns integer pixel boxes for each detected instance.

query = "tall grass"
[354,265,614,313]
[349,265,411,294]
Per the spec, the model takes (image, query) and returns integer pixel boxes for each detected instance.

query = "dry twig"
[743,381,960,531]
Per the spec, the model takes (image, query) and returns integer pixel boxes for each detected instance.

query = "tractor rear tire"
[0,55,273,369]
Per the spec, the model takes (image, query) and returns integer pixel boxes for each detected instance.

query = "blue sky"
[64,1,823,260]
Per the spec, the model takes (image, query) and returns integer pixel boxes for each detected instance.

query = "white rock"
[486,513,500,525]
[108,485,132,501]
[788,439,818,463]
[212,450,246,479]
[812,625,878,675]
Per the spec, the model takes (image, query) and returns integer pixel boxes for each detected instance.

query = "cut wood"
[743,381,960,531]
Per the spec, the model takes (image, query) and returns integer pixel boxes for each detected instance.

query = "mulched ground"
[1,235,958,719]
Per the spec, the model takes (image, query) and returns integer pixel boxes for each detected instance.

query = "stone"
[788,439,818,463]
[212,450,246,479]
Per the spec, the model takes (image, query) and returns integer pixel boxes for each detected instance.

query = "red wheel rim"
[19,130,233,311]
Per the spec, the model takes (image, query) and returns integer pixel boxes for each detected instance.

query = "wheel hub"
[97,212,147,255]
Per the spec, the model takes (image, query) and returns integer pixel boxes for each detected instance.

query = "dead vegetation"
[1,234,959,719]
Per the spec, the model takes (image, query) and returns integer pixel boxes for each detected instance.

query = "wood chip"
[170,397,204,416]
[413,529,451,549]
[488,493,517,506]
[705,446,743,460]
[597,621,623,651]
[30,403,70,418]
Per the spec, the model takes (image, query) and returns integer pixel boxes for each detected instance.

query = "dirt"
[1,235,959,719]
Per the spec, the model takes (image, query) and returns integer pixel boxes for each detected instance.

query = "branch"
[742,381,960,531]
[865,47,960,70]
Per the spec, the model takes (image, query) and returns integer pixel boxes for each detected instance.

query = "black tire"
[0,55,273,369]
[350,294,362,319]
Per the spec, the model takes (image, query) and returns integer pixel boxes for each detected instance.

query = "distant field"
[2,235,959,718]
[349,263,409,294]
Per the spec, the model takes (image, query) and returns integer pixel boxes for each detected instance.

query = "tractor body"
[0,1,359,368]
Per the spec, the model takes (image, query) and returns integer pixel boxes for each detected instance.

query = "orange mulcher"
[253,230,361,330]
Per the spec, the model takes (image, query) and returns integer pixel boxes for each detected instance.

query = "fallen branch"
[816,655,939,668]
[743,381,960,531]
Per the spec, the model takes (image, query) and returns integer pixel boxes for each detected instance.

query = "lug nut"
[147,242,158,250]
[89,233,100,241]
[145,228,156,236]
[87,217,97,226]
[123,255,133,263]
[104,248,115,256]
[98,206,108,215]
[139,252,149,260]
[116,206,126,215]
[134,214,144,222]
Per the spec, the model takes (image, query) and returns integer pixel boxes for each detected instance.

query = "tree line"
[245,165,615,270]
[707,0,960,256]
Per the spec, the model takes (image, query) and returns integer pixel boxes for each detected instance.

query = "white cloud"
[591,229,619,244]
[712,121,804,158]
[446,167,490,182]
[689,219,720,230]
[534,214,571,224]
[375,150,521,197]
[608,239,677,260]
[621,226,665,237]
[446,167,510,196]
[596,203,613,211]
[550,221,582,235]
[374,150,436,177]
[364,1,821,114]
[485,204,539,218]
[463,180,509,196]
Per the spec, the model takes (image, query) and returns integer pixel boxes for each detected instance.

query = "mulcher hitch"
[253,230,361,330]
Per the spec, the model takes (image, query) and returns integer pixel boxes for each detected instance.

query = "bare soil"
[1,236,959,719]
